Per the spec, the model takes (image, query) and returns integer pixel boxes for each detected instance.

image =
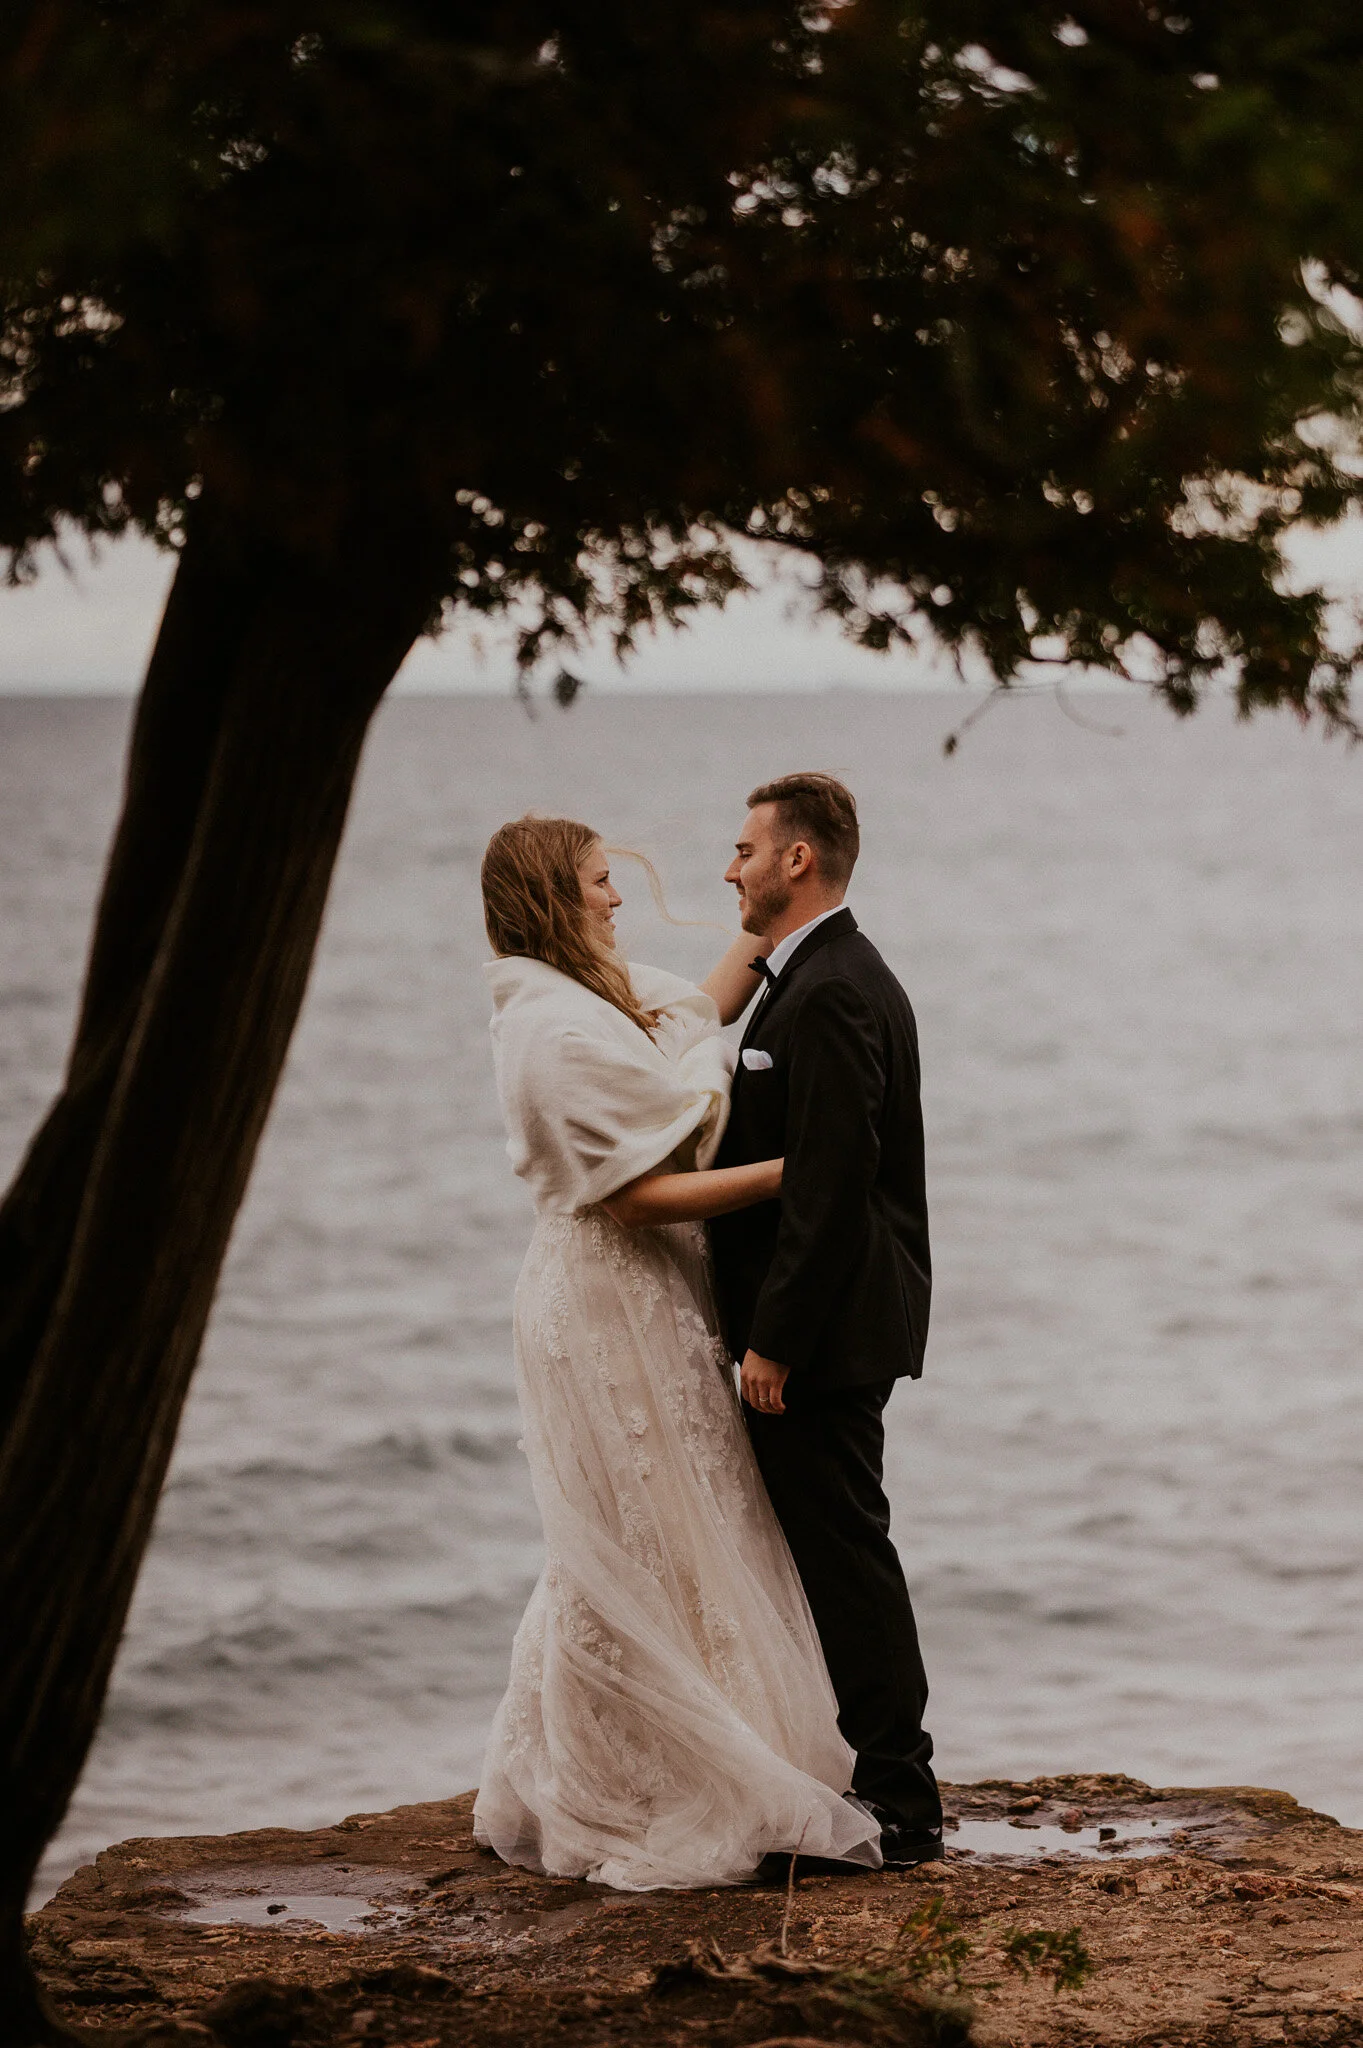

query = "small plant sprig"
[820,1892,973,2028]
[892,1893,973,1987]
[1002,1925,1093,1993]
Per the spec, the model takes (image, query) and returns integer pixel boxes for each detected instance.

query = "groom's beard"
[739,868,793,936]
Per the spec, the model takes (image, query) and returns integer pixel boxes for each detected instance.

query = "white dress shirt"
[764,903,849,979]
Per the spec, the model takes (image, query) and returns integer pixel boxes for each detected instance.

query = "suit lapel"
[738,907,858,1052]
[738,977,774,1055]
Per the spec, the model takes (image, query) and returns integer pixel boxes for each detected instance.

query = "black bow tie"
[750,956,774,981]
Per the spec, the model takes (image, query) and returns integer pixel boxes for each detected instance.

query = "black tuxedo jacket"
[709,909,931,1390]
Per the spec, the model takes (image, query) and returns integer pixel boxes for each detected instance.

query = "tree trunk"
[0,525,253,1446]
[0,510,442,2042]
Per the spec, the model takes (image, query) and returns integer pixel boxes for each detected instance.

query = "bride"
[472,814,881,1889]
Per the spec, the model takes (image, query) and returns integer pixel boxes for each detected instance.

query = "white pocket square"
[741,1048,774,1071]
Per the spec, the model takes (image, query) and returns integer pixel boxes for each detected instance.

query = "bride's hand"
[701,931,775,1025]
[762,1157,784,1200]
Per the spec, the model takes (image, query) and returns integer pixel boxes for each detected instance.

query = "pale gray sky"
[2,518,1360,695]
[0,533,955,695]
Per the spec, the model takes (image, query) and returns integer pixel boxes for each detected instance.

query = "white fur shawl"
[484,956,733,1215]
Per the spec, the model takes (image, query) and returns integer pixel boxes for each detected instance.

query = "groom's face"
[726,805,794,935]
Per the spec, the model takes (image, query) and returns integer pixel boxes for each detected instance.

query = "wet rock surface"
[28,1774,1363,2046]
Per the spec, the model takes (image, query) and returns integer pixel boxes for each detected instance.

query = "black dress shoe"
[878,1823,945,1869]
[862,1800,946,1869]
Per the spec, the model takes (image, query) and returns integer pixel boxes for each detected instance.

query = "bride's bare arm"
[700,931,773,1025]
[602,1157,781,1227]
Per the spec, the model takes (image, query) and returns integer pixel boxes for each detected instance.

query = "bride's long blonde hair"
[481,814,662,1037]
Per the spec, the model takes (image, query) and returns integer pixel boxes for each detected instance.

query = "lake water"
[3,688,1360,1902]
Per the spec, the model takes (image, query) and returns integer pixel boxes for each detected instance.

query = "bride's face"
[577,840,623,948]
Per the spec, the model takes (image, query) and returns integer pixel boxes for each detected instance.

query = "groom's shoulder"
[789,929,896,991]
[820,923,896,982]
[810,926,914,1017]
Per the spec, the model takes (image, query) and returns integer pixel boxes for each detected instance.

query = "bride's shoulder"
[483,956,650,1056]
[483,955,573,1004]
[484,955,604,1033]
[482,957,718,1064]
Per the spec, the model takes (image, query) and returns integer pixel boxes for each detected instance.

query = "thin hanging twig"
[942,681,1010,755]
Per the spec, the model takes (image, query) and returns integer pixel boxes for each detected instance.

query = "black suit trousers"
[745,1378,941,1833]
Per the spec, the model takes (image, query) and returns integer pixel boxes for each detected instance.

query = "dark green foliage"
[5,2,1363,723]
[1002,1923,1095,1993]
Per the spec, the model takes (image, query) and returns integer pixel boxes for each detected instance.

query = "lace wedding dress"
[473,955,880,1889]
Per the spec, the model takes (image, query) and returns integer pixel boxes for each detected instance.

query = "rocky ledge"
[29,1775,1363,2047]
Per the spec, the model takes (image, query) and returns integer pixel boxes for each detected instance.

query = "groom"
[709,772,943,1866]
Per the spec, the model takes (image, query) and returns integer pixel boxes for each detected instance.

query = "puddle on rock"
[166,1865,605,1945]
[165,1864,414,1935]
[948,1813,1218,1862]
[177,1893,405,1933]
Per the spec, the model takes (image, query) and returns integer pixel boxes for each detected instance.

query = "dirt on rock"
[28,1774,1363,2047]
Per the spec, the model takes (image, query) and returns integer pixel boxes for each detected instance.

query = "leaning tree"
[3,1,1363,2035]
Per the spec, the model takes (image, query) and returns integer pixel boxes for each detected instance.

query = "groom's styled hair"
[747,772,860,888]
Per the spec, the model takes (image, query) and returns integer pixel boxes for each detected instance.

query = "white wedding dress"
[473,954,880,1889]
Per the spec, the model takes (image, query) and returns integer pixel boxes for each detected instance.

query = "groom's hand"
[740,1350,789,1415]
